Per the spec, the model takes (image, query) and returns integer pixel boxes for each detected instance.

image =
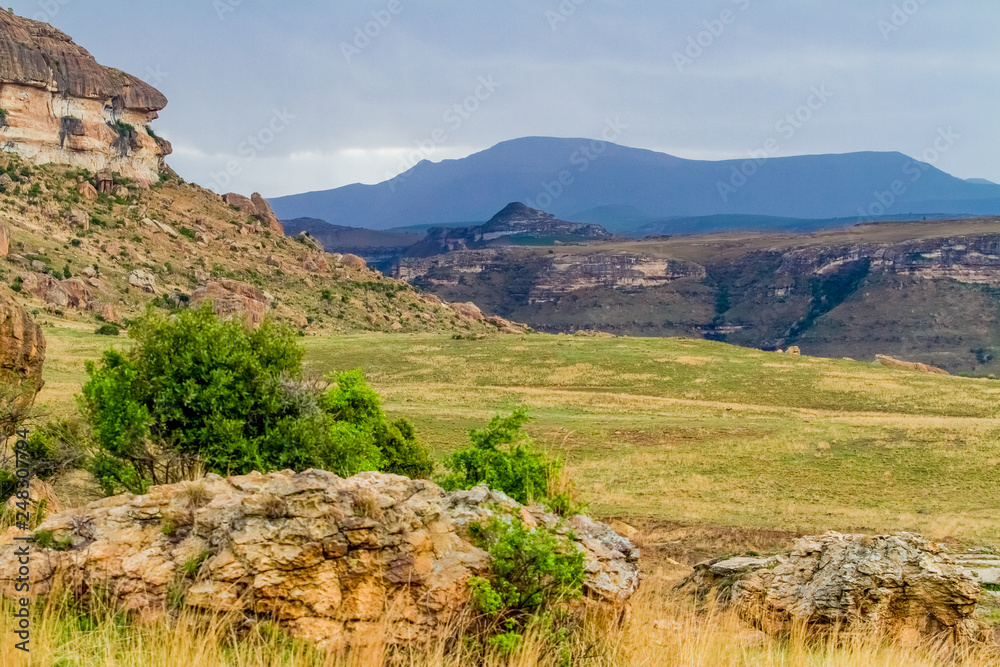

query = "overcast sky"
[9,1,999,197]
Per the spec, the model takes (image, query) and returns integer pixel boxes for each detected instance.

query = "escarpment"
[0,9,170,182]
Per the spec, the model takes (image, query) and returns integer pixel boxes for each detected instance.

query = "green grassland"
[34,321,1000,546]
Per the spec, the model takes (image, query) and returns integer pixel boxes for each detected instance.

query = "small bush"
[467,517,585,657]
[441,409,556,505]
[94,323,120,336]
[33,529,73,551]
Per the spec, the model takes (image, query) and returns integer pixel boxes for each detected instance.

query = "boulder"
[339,254,367,271]
[876,354,950,375]
[20,273,70,307]
[76,180,99,201]
[451,302,485,323]
[0,222,8,257]
[251,193,284,235]
[190,279,269,327]
[785,346,801,356]
[95,168,115,194]
[59,278,91,309]
[223,193,256,216]
[0,471,639,651]
[66,208,89,229]
[0,292,45,435]
[128,269,157,294]
[682,532,984,644]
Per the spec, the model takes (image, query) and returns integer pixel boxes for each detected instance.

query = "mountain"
[404,202,612,258]
[281,217,422,271]
[269,137,1000,233]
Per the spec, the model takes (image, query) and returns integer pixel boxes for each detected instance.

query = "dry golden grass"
[3,578,998,667]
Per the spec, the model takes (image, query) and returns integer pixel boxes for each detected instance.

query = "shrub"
[81,307,434,494]
[467,517,585,656]
[17,419,89,480]
[441,409,556,505]
[94,323,120,336]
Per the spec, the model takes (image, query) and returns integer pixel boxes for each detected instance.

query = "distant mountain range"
[269,137,1000,235]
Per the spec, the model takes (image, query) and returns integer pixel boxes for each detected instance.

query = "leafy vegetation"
[467,517,585,657]
[80,307,434,494]
[441,409,559,506]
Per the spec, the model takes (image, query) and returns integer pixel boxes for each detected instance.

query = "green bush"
[440,409,556,505]
[17,419,88,480]
[80,307,434,495]
[94,323,120,336]
[467,517,585,657]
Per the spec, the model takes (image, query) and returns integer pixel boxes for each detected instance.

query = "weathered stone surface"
[682,532,984,644]
[0,471,640,651]
[0,221,8,256]
[876,354,950,375]
[190,279,269,327]
[223,193,256,216]
[76,180,98,201]
[251,193,284,235]
[785,346,802,356]
[0,291,44,433]
[0,11,170,182]
[955,554,1000,587]
[339,253,367,271]
[128,269,157,294]
[451,302,484,322]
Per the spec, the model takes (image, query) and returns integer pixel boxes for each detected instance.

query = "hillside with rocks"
[0,13,526,337]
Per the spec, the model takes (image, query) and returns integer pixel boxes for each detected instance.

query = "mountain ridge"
[270,138,1000,233]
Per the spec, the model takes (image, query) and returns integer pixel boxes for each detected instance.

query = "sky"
[8,0,999,198]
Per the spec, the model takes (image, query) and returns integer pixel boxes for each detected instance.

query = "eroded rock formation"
[0,470,640,650]
[682,532,985,644]
[0,290,44,434]
[190,279,272,327]
[0,10,170,182]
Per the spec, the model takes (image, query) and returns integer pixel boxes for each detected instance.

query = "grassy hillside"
[35,324,1000,546]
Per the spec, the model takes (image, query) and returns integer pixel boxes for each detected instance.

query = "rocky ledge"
[0,470,639,650]
[0,9,170,182]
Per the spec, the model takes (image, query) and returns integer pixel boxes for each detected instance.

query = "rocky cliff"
[394,220,1000,373]
[0,10,170,182]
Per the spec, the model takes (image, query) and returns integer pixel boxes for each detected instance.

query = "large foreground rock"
[0,471,639,650]
[682,532,984,644]
[0,291,45,434]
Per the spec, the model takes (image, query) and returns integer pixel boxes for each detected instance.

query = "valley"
[392,217,1000,374]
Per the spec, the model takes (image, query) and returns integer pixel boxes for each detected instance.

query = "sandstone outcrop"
[682,532,984,644]
[876,354,950,375]
[0,291,44,434]
[0,10,170,182]
[190,279,271,327]
[0,470,640,650]
[223,192,285,235]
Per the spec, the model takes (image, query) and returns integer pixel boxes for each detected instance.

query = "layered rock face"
[0,290,44,434]
[0,10,170,182]
[683,532,984,644]
[0,470,639,650]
